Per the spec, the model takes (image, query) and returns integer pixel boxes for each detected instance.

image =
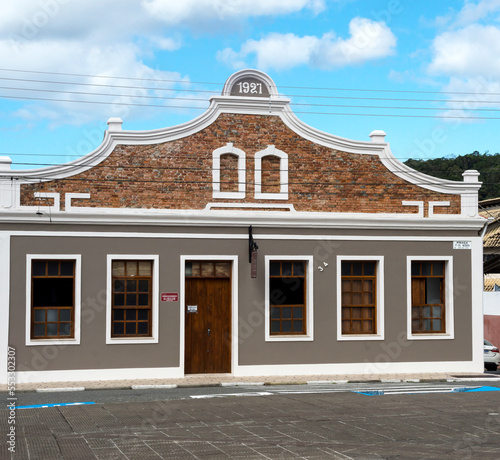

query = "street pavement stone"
[3,389,500,459]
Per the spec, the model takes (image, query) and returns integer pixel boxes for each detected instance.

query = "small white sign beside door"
[453,241,472,250]
[187,305,198,313]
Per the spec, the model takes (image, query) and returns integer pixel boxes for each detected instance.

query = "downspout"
[480,217,495,238]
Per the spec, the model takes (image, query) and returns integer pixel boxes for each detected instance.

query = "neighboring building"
[0,69,486,385]
[480,197,500,277]
[480,198,500,347]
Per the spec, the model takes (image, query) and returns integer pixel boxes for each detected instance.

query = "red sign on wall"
[161,292,179,302]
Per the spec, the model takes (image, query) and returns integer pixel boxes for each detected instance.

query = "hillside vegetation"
[404,151,500,201]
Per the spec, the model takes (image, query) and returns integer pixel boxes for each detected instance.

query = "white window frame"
[336,256,385,341]
[212,143,246,199]
[254,146,288,200]
[26,254,82,346]
[265,255,314,342]
[106,254,159,344]
[407,256,454,340]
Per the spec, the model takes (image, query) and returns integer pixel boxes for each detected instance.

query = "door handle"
[207,328,211,336]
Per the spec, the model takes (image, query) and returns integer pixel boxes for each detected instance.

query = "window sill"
[337,334,384,341]
[254,192,289,200]
[106,337,158,345]
[408,333,454,340]
[212,192,245,199]
[26,338,80,346]
[265,335,314,342]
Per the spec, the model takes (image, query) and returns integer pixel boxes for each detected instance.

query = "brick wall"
[21,113,461,214]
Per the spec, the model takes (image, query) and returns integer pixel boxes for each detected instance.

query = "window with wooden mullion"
[269,260,306,335]
[112,260,152,337]
[31,260,75,339]
[341,261,376,334]
[411,261,445,333]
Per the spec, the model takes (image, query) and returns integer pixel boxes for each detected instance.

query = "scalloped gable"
[0,69,482,220]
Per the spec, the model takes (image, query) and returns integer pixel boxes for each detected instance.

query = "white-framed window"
[265,255,313,342]
[106,255,159,344]
[212,143,246,199]
[26,254,81,346]
[336,256,385,341]
[407,256,454,340]
[255,146,288,200]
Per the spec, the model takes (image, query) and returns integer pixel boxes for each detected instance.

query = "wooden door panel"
[185,275,231,374]
[206,278,231,373]
[185,279,207,374]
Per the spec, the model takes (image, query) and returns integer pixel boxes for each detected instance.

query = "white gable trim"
[0,69,481,209]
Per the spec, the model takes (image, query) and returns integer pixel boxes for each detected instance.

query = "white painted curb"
[131,384,177,390]
[36,387,85,393]
[221,382,265,387]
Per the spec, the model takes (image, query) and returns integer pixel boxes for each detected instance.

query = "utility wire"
[2,85,500,112]
[9,175,493,188]
[6,162,493,180]
[2,67,500,96]
[2,75,500,104]
[1,93,499,119]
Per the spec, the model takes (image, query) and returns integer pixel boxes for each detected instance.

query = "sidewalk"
[5,371,499,392]
[7,380,500,460]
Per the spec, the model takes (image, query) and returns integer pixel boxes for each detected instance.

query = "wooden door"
[185,275,231,374]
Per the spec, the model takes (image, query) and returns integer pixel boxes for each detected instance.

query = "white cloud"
[453,0,500,27]
[0,0,333,126]
[149,37,182,51]
[0,38,187,126]
[218,17,396,71]
[0,0,155,41]
[426,1,500,123]
[428,24,500,78]
[444,76,500,109]
[0,0,327,40]
[435,76,500,124]
[142,0,326,26]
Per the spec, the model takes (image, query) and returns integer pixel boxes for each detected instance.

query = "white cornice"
[0,208,486,231]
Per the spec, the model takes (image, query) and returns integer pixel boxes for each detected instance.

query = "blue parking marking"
[16,402,95,410]
[463,386,500,393]
[354,386,500,396]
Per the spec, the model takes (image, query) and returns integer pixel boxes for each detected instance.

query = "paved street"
[2,383,500,459]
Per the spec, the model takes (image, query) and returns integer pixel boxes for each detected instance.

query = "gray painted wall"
[9,230,474,373]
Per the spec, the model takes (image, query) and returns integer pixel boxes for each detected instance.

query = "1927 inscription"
[230,77,270,97]
[238,81,262,94]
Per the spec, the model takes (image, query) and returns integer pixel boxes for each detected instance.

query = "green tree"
[404,152,500,201]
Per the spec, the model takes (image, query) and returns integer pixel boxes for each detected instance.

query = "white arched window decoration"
[212,143,246,199]
[254,146,288,200]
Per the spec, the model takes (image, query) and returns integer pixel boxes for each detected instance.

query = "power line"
[0,76,219,95]
[2,93,500,119]
[2,75,500,104]
[3,85,500,112]
[2,67,500,96]
[0,68,223,87]
[6,161,494,181]
[0,93,208,110]
[9,174,492,188]
[0,85,210,104]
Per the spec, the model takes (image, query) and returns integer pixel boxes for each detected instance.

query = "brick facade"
[20,113,461,214]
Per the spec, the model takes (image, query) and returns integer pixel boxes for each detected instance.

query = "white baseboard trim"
[9,360,485,385]
[14,366,183,384]
[234,360,484,377]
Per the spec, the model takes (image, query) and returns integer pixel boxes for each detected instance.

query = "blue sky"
[1,0,500,170]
